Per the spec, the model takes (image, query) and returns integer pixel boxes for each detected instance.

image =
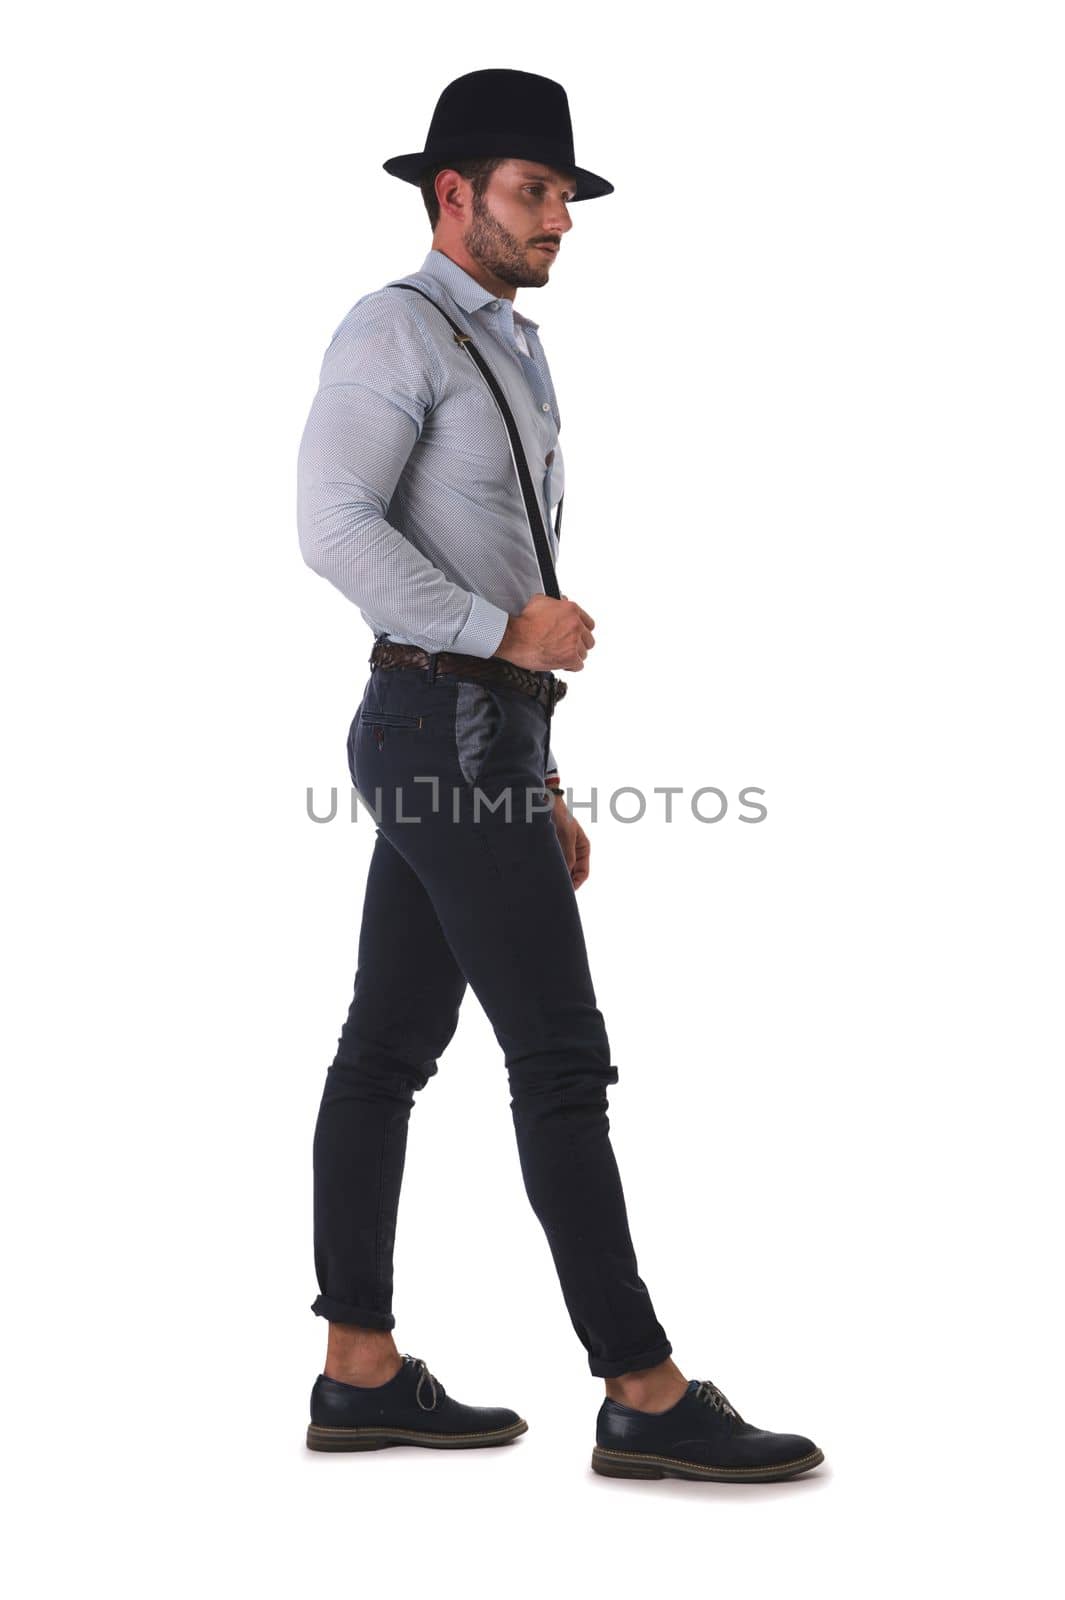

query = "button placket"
[478,306,559,535]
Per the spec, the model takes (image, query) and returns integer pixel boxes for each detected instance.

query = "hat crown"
[428,69,574,150]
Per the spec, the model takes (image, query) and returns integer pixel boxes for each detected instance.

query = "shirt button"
[541,402,550,412]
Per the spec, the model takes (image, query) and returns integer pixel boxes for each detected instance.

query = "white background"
[3,2,1062,1594]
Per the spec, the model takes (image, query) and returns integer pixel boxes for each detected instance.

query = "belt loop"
[425,651,438,685]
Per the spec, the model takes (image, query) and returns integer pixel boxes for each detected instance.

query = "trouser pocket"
[454,681,503,786]
[360,709,424,728]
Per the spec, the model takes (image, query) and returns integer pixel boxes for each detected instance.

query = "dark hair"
[418,155,508,229]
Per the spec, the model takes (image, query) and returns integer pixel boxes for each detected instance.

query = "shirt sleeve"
[297,291,510,657]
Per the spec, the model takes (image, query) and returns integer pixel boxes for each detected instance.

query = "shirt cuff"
[453,593,511,658]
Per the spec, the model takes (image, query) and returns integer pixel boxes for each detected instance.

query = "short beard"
[462,190,548,289]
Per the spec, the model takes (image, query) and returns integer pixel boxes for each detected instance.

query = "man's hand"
[550,792,590,889]
[493,594,595,672]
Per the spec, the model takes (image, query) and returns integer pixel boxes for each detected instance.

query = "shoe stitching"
[593,1444,823,1475]
[309,1423,523,1441]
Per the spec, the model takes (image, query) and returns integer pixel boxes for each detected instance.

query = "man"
[297,68,823,1482]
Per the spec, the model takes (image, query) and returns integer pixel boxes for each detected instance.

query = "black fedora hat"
[382,68,614,202]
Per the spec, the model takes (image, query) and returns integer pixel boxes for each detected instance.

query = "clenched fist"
[493,593,595,672]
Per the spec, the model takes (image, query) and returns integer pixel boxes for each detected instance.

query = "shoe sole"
[591,1444,825,1483]
[306,1418,528,1452]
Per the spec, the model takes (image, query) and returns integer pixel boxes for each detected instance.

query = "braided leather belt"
[369,638,568,712]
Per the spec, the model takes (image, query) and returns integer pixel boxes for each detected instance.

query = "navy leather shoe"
[306,1352,528,1452]
[592,1376,824,1483]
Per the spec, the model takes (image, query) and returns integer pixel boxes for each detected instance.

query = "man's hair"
[418,156,508,230]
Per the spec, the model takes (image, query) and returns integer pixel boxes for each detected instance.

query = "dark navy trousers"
[311,655,673,1378]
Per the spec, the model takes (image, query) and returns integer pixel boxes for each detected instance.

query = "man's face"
[462,159,575,289]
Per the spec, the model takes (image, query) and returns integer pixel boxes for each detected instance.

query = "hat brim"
[382,151,614,201]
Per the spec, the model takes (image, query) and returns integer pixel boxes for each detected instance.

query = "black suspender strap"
[391,283,563,601]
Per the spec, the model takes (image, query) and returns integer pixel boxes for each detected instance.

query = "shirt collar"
[418,247,540,332]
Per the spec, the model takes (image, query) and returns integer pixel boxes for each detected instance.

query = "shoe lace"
[402,1353,444,1411]
[694,1379,739,1419]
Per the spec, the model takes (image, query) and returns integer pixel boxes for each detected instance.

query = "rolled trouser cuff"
[588,1338,674,1379]
[311,1295,396,1329]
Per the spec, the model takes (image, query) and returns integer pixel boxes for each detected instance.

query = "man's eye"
[525,185,573,202]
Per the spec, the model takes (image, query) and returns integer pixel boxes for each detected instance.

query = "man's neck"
[430,242,516,303]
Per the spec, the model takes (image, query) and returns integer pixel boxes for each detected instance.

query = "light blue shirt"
[297,247,566,778]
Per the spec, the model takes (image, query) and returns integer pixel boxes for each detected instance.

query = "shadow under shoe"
[592,1376,824,1483]
[306,1353,528,1452]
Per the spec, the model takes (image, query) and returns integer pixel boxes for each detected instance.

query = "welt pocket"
[360,709,424,729]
